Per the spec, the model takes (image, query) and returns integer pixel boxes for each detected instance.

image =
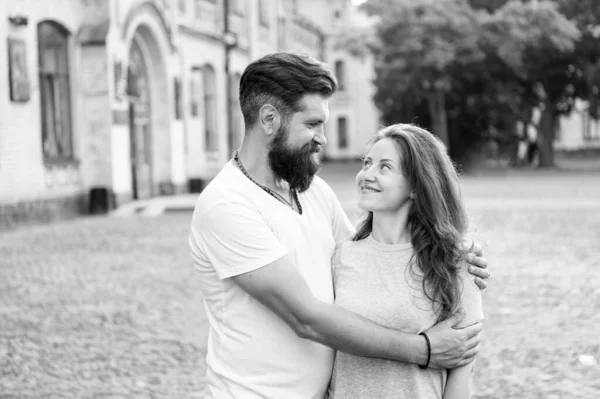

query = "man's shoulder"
[311,174,331,189]
[199,163,245,199]
[306,174,335,199]
[193,164,251,216]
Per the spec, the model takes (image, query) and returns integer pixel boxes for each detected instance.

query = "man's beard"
[268,125,321,193]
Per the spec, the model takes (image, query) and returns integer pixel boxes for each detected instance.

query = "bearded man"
[189,52,490,399]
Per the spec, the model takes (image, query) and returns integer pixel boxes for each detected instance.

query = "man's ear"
[259,104,280,136]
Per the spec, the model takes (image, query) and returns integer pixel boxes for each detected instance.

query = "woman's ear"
[409,191,416,200]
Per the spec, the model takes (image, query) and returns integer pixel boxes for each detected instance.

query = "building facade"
[555,100,600,151]
[0,0,380,228]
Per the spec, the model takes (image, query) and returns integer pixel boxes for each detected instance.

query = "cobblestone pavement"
[1,215,208,398]
[2,164,600,398]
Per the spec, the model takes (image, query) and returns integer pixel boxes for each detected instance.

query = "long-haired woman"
[328,124,484,399]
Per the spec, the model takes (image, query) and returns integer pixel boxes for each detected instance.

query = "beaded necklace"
[234,150,303,215]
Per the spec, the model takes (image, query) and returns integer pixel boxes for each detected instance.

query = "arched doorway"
[127,38,152,199]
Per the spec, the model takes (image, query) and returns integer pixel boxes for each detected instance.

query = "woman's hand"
[424,309,482,369]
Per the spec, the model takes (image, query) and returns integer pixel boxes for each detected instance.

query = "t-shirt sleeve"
[191,201,288,280]
[455,262,484,328]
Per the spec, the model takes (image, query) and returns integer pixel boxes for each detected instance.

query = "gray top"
[328,235,483,399]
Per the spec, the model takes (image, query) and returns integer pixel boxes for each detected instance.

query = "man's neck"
[236,145,284,192]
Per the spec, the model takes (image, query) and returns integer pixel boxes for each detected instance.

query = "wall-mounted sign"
[7,38,30,102]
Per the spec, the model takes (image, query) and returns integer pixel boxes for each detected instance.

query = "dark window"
[277,16,286,49]
[174,77,182,120]
[231,0,245,15]
[338,117,348,149]
[258,0,269,26]
[190,68,202,117]
[583,112,600,141]
[203,65,218,151]
[38,21,73,161]
[194,0,202,19]
[335,60,345,91]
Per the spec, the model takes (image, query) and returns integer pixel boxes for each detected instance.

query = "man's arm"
[232,255,481,368]
[464,240,491,290]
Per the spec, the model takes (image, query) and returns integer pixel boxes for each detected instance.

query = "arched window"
[335,60,345,91]
[203,65,218,151]
[38,21,73,160]
[338,117,348,149]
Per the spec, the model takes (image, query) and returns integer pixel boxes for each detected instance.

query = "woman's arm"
[443,360,476,399]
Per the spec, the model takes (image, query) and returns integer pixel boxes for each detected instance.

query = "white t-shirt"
[189,162,354,399]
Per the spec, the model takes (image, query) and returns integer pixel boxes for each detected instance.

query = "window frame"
[38,20,74,163]
[258,0,270,27]
[338,116,348,149]
[203,64,218,152]
[335,60,345,91]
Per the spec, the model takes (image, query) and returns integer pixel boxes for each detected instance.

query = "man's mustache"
[304,142,321,153]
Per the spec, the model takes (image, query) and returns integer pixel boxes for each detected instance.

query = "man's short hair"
[239,52,338,128]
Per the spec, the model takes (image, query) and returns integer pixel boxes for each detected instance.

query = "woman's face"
[355,138,413,213]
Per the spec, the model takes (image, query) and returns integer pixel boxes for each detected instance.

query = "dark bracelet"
[419,332,431,370]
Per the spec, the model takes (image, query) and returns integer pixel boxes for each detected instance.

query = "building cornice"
[291,14,325,39]
[177,23,250,54]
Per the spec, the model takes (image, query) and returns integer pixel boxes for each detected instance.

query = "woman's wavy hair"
[354,124,468,322]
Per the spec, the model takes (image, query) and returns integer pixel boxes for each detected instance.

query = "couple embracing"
[189,52,489,399]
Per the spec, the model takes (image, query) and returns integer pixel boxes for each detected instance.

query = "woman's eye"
[362,160,371,169]
[381,164,391,171]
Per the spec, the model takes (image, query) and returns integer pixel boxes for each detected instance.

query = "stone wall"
[0,194,87,231]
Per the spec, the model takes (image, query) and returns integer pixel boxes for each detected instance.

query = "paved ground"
[1,160,599,398]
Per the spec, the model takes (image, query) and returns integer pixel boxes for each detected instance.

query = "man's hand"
[464,240,490,290]
[425,309,482,369]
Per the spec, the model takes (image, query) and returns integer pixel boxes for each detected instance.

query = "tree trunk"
[427,90,449,149]
[537,102,557,168]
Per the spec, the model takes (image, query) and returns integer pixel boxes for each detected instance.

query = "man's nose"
[314,127,327,146]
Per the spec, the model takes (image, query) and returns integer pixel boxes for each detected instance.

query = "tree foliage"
[358,0,600,167]
[362,0,483,149]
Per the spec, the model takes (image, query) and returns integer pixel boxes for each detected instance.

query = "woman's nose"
[362,166,376,181]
